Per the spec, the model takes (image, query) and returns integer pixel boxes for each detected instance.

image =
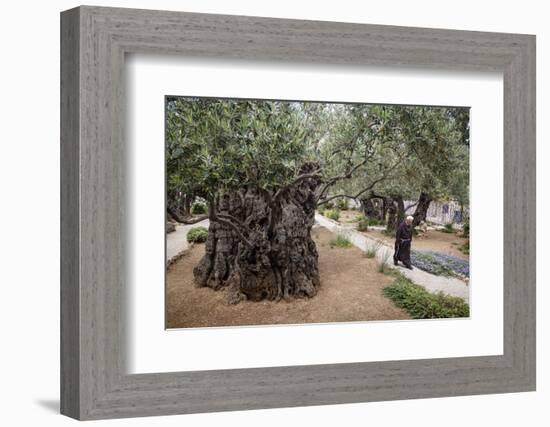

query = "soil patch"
[167,226,410,328]
[338,209,363,224]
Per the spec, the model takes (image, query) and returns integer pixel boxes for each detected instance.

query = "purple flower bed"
[411,250,470,278]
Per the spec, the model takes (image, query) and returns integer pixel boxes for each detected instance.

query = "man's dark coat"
[393,221,413,267]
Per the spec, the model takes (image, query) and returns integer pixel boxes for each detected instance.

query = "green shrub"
[441,222,455,233]
[357,216,369,232]
[324,201,335,209]
[191,201,207,215]
[377,252,392,273]
[329,232,352,248]
[459,240,470,255]
[383,275,469,318]
[336,199,349,211]
[367,217,384,226]
[187,226,208,243]
[323,209,340,221]
[462,221,470,238]
[364,241,382,258]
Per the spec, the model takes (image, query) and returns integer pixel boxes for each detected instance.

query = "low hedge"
[186,226,208,243]
[383,275,469,319]
[191,201,207,215]
[357,216,369,231]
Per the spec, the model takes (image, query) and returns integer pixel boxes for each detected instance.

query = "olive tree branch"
[317,146,407,206]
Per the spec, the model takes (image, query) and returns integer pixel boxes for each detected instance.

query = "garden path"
[315,214,470,303]
[167,219,210,263]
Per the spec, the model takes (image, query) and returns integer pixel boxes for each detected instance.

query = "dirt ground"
[166,226,410,329]
[337,209,362,223]
[362,228,469,260]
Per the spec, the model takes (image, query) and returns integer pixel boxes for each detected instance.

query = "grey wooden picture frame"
[60,5,536,421]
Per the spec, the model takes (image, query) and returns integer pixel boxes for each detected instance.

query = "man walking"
[393,215,414,269]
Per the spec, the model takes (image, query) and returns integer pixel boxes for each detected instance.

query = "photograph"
[165,97,471,329]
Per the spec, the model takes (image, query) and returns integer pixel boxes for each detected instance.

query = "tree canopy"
[166,98,315,199]
[166,97,469,215]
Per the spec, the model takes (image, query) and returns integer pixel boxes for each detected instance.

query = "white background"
[128,56,503,373]
[0,1,547,426]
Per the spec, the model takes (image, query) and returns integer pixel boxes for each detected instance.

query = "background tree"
[349,106,470,229]
[400,106,468,226]
[316,104,411,207]
[166,98,211,222]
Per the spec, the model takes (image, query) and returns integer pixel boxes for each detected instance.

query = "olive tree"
[168,98,318,303]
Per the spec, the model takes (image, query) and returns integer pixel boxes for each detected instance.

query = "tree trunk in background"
[193,167,322,304]
[360,195,377,218]
[167,191,188,221]
[386,201,397,232]
[374,198,385,221]
[394,195,405,227]
[167,192,210,224]
[382,197,391,223]
[412,192,432,226]
[166,204,207,224]
[385,195,404,232]
[183,194,192,217]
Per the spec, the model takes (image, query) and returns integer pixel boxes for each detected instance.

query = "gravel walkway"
[315,214,470,303]
[166,219,210,263]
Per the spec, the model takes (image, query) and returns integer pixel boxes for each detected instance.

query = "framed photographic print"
[61,5,536,420]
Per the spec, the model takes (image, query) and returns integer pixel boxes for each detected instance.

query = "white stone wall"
[404,200,467,225]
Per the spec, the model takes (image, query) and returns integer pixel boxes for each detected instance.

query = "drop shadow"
[35,398,59,413]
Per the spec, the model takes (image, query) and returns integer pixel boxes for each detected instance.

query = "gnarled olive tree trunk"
[193,167,322,304]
